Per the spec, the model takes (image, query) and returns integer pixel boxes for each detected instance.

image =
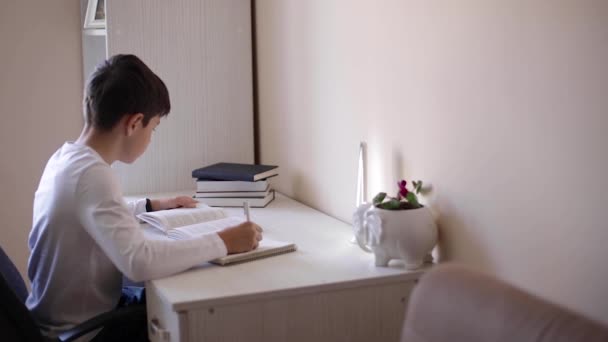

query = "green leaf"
[406,192,421,208]
[414,180,423,194]
[373,192,387,206]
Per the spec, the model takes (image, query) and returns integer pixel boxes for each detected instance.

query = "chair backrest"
[0,245,28,303]
[0,246,46,342]
[401,263,608,342]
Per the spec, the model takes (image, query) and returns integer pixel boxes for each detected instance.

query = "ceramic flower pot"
[353,203,437,269]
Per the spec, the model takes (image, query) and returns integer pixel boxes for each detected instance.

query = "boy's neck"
[76,127,122,165]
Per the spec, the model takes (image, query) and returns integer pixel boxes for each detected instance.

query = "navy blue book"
[192,162,279,182]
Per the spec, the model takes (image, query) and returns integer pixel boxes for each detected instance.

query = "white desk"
[142,193,429,342]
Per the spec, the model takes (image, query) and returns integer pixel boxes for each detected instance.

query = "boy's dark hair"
[84,54,170,131]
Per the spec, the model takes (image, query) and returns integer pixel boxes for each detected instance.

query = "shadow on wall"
[292,171,317,209]
[392,147,405,188]
[389,147,493,271]
[432,197,494,272]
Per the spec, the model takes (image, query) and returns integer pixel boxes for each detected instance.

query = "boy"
[26,54,263,341]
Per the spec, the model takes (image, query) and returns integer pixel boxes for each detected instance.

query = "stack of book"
[191,162,278,208]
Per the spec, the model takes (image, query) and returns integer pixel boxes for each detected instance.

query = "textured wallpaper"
[106,0,254,195]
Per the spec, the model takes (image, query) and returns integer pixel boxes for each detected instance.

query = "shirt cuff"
[208,233,228,257]
[128,198,149,217]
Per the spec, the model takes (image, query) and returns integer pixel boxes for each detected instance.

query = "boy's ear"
[125,113,145,136]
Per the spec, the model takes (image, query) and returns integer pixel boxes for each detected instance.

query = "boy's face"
[121,114,161,164]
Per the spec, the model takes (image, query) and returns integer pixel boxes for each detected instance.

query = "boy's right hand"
[217,221,263,254]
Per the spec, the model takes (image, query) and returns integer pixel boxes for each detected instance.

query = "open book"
[137,206,296,265]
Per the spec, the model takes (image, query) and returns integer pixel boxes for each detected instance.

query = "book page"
[163,216,297,265]
[168,216,245,240]
[137,206,227,232]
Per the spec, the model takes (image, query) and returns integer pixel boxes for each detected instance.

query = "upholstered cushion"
[0,273,46,342]
[402,264,608,342]
[0,246,28,303]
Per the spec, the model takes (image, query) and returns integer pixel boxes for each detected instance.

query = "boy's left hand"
[150,196,198,211]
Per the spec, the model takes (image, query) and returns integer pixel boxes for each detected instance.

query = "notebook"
[211,239,297,266]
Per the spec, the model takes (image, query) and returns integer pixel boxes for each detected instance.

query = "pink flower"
[398,180,408,198]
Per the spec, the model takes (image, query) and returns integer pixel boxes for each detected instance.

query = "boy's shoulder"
[53,142,106,169]
[45,142,112,186]
[37,142,117,206]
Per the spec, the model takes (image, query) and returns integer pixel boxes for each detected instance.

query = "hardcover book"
[195,190,275,208]
[196,180,269,192]
[192,162,278,182]
[194,187,271,198]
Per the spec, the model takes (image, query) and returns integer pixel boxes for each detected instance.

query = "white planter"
[353,203,438,269]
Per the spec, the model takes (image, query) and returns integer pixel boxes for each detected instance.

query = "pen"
[243,201,250,221]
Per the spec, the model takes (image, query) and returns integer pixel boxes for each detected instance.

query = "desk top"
[141,193,429,311]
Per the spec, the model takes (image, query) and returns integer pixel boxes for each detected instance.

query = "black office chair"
[0,246,146,342]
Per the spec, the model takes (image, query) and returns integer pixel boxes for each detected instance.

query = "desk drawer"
[184,280,416,342]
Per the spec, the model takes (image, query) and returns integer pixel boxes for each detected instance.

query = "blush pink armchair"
[402,264,608,342]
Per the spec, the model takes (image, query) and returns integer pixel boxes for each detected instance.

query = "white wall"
[0,1,83,280]
[256,0,608,324]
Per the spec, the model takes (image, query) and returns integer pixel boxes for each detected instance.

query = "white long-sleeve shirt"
[26,142,227,339]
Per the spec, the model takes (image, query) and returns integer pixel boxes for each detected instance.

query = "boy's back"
[27,142,140,335]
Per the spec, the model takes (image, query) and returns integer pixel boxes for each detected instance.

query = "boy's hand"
[217,221,263,254]
[170,196,198,208]
[150,196,198,211]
